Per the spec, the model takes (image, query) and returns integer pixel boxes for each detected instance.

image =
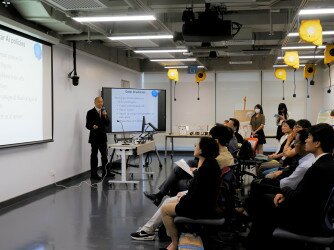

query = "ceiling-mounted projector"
[179,5,239,42]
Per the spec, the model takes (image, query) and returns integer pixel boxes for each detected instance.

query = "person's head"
[253,104,263,115]
[194,137,219,160]
[278,103,288,115]
[294,129,309,156]
[209,125,234,147]
[294,119,312,133]
[223,120,229,126]
[305,123,334,155]
[228,118,240,133]
[281,119,296,134]
[94,97,104,109]
[331,109,334,117]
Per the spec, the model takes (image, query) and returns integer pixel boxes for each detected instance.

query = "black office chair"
[273,187,334,249]
[174,166,238,249]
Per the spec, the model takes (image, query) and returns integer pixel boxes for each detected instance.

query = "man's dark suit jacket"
[86,108,110,144]
[280,153,334,236]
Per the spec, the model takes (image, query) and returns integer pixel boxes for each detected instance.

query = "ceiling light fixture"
[108,35,173,40]
[282,45,326,50]
[299,8,334,15]
[164,66,188,69]
[164,65,205,69]
[150,58,197,62]
[288,31,334,37]
[277,55,324,59]
[134,49,188,53]
[73,15,156,22]
[229,61,253,65]
[273,64,306,68]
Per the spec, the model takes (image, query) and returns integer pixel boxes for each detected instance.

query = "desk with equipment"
[108,140,162,186]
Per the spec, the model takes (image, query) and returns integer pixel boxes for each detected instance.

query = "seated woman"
[160,137,221,250]
[256,119,295,176]
[257,119,311,177]
[144,125,234,206]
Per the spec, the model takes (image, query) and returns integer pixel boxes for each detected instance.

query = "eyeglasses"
[294,125,302,128]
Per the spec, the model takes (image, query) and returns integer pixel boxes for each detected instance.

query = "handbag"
[178,233,204,250]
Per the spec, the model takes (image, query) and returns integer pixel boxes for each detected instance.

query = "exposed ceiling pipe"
[269,9,274,36]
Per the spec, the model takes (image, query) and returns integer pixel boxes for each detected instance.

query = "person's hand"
[278,115,284,120]
[93,125,98,130]
[268,153,276,159]
[251,131,256,136]
[190,167,197,173]
[274,193,285,207]
[273,170,283,178]
[288,130,297,141]
[176,191,186,198]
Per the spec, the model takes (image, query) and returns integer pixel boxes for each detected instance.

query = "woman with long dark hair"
[275,103,289,140]
[160,137,220,250]
[250,104,266,154]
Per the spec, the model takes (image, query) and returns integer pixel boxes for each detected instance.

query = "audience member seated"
[131,125,234,241]
[282,119,312,159]
[256,119,311,176]
[160,137,221,250]
[221,120,239,154]
[227,118,244,144]
[247,123,334,250]
[143,125,234,207]
[243,129,314,218]
[256,119,295,176]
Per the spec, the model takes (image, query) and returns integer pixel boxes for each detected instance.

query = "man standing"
[86,97,112,180]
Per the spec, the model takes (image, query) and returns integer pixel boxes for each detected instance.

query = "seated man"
[248,123,334,249]
[227,118,244,144]
[131,125,235,241]
[244,129,314,217]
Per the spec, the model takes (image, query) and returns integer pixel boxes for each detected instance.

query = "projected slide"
[0,26,53,147]
[102,87,166,133]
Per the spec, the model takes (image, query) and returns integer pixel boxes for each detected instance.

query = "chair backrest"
[246,137,258,152]
[323,186,334,233]
[238,139,255,160]
[215,166,237,218]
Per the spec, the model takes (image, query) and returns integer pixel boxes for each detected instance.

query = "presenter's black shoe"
[90,175,102,181]
[144,192,163,207]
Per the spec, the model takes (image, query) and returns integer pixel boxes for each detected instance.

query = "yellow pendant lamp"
[195,70,206,100]
[299,19,323,46]
[274,68,287,100]
[167,69,179,101]
[284,51,300,69]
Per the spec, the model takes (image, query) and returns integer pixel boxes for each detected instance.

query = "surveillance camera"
[327,89,331,94]
[71,75,79,86]
[293,94,296,98]
[310,80,315,85]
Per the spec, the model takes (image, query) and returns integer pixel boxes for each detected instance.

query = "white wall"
[0,45,141,203]
[144,69,324,151]
[322,66,334,110]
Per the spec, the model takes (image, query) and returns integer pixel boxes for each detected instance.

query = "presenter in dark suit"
[86,97,111,180]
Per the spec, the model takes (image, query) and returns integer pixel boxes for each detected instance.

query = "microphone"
[101,107,107,116]
[117,120,129,145]
[147,122,158,131]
